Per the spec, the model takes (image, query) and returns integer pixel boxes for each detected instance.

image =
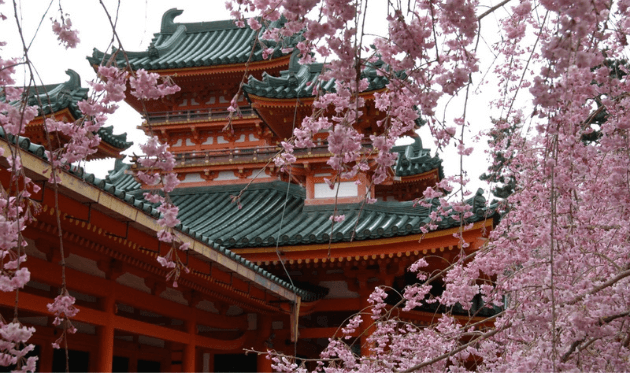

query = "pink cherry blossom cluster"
[51,18,79,49]
[45,66,127,168]
[0,5,44,367]
[0,319,37,373]
[242,0,630,371]
[0,86,38,137]
[130,70,180,100]
[46,292,78,349]
[132,90,189,285]
[0,0,185,365]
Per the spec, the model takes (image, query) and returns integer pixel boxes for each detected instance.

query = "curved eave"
[139,114,260,130]
[89,54,292,78]
[246,86,387,106]
[91,142,126,160]
[233,219,493,260]
[21,108,130,157]
[247,88,388,139]
[0,137,311,305]
[394,168,441,184]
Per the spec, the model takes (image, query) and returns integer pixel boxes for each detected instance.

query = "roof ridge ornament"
[161,8,184,33]
[63,69,81,90]
[147,42,159,59]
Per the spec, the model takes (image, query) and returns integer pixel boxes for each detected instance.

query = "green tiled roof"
[96,126,133,151]
[392,136,445,178]
[0,130,319,302]
[243,59,389,99]
[1,70,132,151]
[165,181,492,249]
[242,59,426,128]
[105,159,141,192]
[88,9,298,70]
[21,69,87,119]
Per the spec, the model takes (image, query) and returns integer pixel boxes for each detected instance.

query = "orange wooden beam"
[0,290,251,351]
[23,256,249,330]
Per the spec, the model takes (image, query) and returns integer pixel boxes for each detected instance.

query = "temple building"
[0,9,495,372]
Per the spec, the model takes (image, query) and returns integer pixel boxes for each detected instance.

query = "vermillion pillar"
[358,279,375,357]
[96,287,115,372]
[38,341,53,372]
[257,354,274,372]
[182,312,196,372]
[256,315,273,372]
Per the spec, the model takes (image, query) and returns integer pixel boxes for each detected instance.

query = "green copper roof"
[392,136,445,178]
[21,69,88,118]
[105,159,141,192]
[96,126,134,151]
[165,181,492,249]
[242,59,426,128]
[243,59,389,99]
[88,9,298,70]
[1,70,132,151]
[0,130,319,302]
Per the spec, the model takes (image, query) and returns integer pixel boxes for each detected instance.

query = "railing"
[175,144,332,166]
[142,106,256,125]
[132,142,375,167]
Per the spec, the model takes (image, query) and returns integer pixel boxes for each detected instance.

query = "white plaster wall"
[235,134,246,143]
[182,173,203,183]
[217,136,229,144]
[72,321,96,335]
[206,97,216,105]
[138,335,165,348]
[314,181,358,198]
[202,136,213,145]
[196,300,219,314]
[23,237,46,260]
[159,287,188,305]
[68,289,97,303]
[116,272,151,293]
[215,171,239,181]
[203,353,211,373]
[179,99,188,107]
[65,254,106,278]
[226,305,244,316]
[319,280,360,299]
[185,138,195,146]
[251,168,266,178]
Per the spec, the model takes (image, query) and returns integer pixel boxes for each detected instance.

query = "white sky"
[0,1,506,197]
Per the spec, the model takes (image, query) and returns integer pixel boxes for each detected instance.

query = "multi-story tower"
[90,8,495,371]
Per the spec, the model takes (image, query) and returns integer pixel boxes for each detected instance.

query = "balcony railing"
[142,106,256,125]
[132,142,375,167]
[174,144,333,166]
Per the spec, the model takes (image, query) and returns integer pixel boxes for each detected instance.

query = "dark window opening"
[137,359,161,372]
[214,353,257,372]
[52,349,89,372]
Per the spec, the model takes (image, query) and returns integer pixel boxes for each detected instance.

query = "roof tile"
[88,9,297,70]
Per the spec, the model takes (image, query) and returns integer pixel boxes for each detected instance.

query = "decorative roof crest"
[161,8,184,33]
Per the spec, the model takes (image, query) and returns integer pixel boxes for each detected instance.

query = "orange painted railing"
[142,106,256,124]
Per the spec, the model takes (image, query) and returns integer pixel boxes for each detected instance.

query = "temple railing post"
[96,287,116,372]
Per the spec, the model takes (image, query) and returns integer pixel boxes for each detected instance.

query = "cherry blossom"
[51,18,79,49]
[226,0,630,372]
